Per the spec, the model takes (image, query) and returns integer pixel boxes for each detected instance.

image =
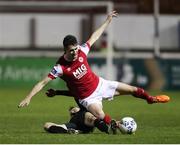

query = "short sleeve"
[80,42,90,55]
[48,64,63,79]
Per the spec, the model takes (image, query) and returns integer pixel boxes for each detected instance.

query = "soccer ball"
[119,117,137,134]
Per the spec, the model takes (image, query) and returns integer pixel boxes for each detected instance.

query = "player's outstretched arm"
[18,76,52,108]
[46,89,73,97]
[87,10,118,47]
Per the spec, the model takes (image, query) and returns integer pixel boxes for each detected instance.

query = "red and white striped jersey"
[48,42,99,99]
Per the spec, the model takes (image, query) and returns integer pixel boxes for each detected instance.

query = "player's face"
[66,45,79,61]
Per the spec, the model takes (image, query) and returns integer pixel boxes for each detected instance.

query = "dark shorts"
[67,110,94,133]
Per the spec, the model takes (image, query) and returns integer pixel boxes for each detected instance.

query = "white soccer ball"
[119,117,137,134]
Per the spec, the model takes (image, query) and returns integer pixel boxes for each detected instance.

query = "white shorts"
[79,77,118,109]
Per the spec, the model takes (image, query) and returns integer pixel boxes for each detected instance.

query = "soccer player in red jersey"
[18,11,170,131]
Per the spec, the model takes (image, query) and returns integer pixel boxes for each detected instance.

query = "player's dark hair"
[63,35,77,51]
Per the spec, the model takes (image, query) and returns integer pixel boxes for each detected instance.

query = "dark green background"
[1,57,180,90]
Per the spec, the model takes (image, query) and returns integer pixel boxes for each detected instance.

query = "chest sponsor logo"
[73,64,87,79]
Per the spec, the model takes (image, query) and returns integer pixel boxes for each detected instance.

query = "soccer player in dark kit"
[44,106,122,134]
[44,106,95,134]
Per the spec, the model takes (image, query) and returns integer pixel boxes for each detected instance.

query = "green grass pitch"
[0,87,180,144]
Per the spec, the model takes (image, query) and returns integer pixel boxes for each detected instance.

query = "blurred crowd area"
[1,0,180,90]
[0,0,180,53]
[1,0,180,14]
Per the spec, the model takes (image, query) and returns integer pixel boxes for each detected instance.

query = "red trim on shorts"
[48,74,55,79]
[86,41,90,49]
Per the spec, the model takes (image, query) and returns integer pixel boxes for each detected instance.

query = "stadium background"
[0,0,180,144]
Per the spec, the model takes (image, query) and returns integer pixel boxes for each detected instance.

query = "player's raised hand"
[18,97,31,108]
[107,10,118,21]
[46,89,56,97]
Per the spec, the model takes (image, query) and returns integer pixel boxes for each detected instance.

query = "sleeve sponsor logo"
[81,43,86,48]
[51,68,57,75]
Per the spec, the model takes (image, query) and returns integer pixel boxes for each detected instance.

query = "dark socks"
[94,114,112,134]
[94,119,109,134]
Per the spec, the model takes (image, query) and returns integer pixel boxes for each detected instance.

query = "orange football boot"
[153,95,170,103]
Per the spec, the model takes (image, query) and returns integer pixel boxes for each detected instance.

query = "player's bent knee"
[89,115,96,125]
[85,112,96,126]
[95,112,105,119]
[87,104,105,119]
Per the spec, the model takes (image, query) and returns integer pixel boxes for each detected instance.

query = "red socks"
[103,114,111,124]
[133,88,154,103]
